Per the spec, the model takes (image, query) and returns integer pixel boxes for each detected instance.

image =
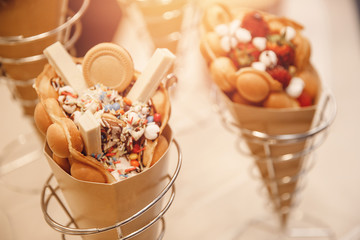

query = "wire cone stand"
[213,86,337,239]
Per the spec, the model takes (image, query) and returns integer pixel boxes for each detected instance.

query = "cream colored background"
[0,0,359,239]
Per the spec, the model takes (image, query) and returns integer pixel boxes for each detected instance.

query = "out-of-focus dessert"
[200,3,320,109]
[0,0,69,116]
[200,4,323,226]
[34,42,175,183]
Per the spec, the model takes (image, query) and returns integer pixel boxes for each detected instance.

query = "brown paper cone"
[0,0,68,116]
[220,89,321,226]
[44,125,173,240]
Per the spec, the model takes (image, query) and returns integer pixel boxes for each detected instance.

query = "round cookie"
[82,43,134,92]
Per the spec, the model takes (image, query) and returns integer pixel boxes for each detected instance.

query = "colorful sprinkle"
[125,167,137,173]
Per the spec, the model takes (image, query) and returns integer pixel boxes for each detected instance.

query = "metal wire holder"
[213,86,337,238]
[40,139,182,240]
[0,0,89,110]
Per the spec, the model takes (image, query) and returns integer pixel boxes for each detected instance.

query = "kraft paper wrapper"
[44,125,173,240]
[0,0,68,115]
[220,87,322,225]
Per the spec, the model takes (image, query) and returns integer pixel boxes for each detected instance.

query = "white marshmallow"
[281,26,296,41]
[286,77,305,98]
[145,123,160,140]
[235,28,252,43]
[259,50,278,68]
[230,36,238,48]
[252,37,267,51]
[229,19,241,35]
[220,36,231,52]
[251,62,266,71]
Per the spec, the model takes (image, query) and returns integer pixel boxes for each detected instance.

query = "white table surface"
[0,0,359,239]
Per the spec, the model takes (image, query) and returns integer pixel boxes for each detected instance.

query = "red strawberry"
[241,11,269,37]
[267,66,292,88]
[297,90,312,107]
[267,42,295,68]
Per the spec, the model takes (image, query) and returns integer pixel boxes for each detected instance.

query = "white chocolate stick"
[44,41,88,94]
[126,48,175,103]
[78,110,102,156]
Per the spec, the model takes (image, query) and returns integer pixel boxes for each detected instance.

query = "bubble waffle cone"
[200,4,323,226]
[34,42,176,239]
[0,0,68,116]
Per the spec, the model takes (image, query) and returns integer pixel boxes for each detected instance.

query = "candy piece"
[126,48,175,103]
[82,43,134,92]
[130,160,140,167]
[43,42,88,94]
[129,153,138,160]
[154,113,161,123]
[78,110,102,155]
[145,123,160,140]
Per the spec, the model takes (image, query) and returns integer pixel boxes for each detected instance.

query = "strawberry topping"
[267,66,292,88]
[297,90,312,107]
[241,11,270,38]
[267,41,295,68]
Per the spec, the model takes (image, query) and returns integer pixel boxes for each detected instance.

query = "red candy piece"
[241,11,269,37]
[297,90,313,107]
[154,113,161,123]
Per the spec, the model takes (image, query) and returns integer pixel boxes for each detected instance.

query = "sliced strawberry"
[241,11,269,38]
[267,42,295,68]
[297,90,313,107]
[267,66,292,88]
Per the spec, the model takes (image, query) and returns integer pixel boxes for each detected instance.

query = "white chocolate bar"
[78,110,102,156]
[44,41,88,94]
[126,48,175,103]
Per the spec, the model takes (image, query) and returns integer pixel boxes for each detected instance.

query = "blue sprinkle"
[112,102,120,111]
[99,91,106,101]
[147,116,154,123]
[104,104,112,112]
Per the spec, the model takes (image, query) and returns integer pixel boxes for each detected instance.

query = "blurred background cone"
[220,88,322,226]
[0,0,68,116]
